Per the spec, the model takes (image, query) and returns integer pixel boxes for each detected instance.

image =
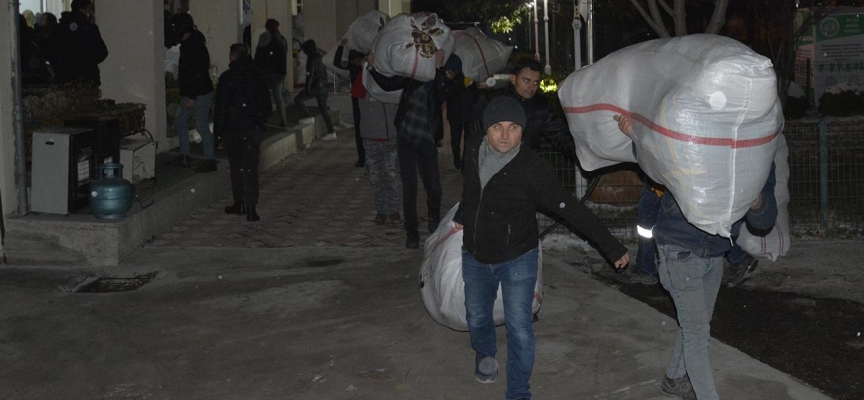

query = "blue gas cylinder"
[89,163,133,220]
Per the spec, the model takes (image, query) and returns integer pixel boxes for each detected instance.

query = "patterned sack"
[372,13,455,82]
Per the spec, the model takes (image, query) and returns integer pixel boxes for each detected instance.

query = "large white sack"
[420,204,543,332]
[372,13,455,82]
[559,34,784,237]
[738,134,791,260]
[452,28,513,82]
[322,45,349,78]
[346,10,390,54]
[362,62,403,104]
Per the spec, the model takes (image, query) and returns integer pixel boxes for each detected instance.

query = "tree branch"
[647,0,671,37]
[628,0,670,38]
[673,0,687,36]
[657,0,673,16]
[705,0,729,34]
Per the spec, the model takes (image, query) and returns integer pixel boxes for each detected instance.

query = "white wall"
[98,1,167,152]
[1,0,20,219]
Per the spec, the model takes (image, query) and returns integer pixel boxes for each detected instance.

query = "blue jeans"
[174,92,215,160]
[463,247,538,400]
[657,243,722,400]
[637,179,662,276]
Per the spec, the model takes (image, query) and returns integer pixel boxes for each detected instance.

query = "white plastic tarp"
[419,204,543,332]
[371,13,455,82]
[452,28,512,82]
[558,34,784,237]
[322,45,349,78]
[346,10,390,54]
[738,134,792,260]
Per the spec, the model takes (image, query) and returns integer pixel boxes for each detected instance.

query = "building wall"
[1,0,19,220]
[189,0,243,79]
[98,1,167,151]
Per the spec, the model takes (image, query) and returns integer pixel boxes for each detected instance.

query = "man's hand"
[613,253,630,269]
[435,49,445,69]
[613,114,632,137]
[185,98,196,109]
[366,53,375,68]
[751,194,763,210]
[454,222,463,230]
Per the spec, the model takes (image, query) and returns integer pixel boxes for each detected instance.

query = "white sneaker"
[320,132,337,141]
[300,117,315,124]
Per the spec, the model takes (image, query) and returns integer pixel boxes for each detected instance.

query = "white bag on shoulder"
[452,28,512,82]
[346,10,390,54]
[558,34,783,237]
[419,204,543,331]
[371,13,455,82]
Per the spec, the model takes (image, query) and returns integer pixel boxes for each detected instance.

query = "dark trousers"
[352,98,365,162]
[225,129,262,208]
[397,137,441,232]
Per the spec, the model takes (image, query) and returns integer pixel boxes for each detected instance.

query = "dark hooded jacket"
[178,30,214,99]
[52,10,108,85]
[214,55,272,136]
[301,40,328,95]
[254,31,288,75]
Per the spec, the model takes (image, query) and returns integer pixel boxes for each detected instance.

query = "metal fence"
[537,118,864,240]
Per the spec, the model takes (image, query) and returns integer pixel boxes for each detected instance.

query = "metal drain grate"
[76,272,158,293]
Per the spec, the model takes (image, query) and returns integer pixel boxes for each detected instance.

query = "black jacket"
[454,134,627,265]
[178,30,214,99]
[254,31,288,75]
[469,88,576,159]
[368,67,450,140]
[213,56,271,136]
[52,11,108,85]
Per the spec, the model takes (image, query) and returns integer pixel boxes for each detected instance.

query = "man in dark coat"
[294,39,336,140]
[215,44,272,222]
[254,19,289,127]
[333,39,367,167]
[171,12,217,172]
[51,0,108,86]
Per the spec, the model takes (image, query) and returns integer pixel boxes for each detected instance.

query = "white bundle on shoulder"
[371,13,455,82]
[419,204,543,331]
[346,10,390,54]
[452,28,512,82]
[558,34,784,237]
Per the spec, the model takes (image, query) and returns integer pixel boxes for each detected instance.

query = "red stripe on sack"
[564,103,778,149]
[456,31,491,80]
[411,48,420,80]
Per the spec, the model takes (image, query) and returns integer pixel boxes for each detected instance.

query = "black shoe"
[726,255,758,288]
[615,264,659,285]
[388,213,402,224]
[406,230,420,249]
[175,154,192,168]
[196,159,217,173]
[660,374,696,400]
[224,203,246,215]
[355,159,365,168]
[373,213,387,225]
[246,207,260,222]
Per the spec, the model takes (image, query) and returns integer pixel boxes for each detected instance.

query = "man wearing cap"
[453,96,630,400]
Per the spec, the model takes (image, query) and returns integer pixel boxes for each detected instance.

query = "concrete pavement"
[0,126,834,399]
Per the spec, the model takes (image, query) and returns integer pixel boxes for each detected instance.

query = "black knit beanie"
[483,96,526,132]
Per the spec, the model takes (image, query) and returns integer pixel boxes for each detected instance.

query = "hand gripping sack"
[419,204,543,331]
[453,28,513,82]
[371,13,455,82]
[558,34,783,237]
[738,134,792,260]
[362,62,403,105]
[346,10,390,54]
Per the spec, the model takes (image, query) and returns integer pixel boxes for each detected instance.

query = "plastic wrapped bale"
[371,12,455,82]
[452,28,512,83]
[362,62,403,105]
[419,204,543,332]
[558,34,784,237]
[738,134,791,260]
[346,10,390,54]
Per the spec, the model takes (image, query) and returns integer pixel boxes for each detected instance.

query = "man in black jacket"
[254,19,288,127]
[171,12,217,172]
[333,39,367,167]
[453,96,629,400]
[294,39,336,140]
[368,50,455,248]
[214,44,272,222]
[51,0,108,86]
[469,60,576,160]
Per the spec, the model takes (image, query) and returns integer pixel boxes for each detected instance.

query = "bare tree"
[627,0,730,37]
